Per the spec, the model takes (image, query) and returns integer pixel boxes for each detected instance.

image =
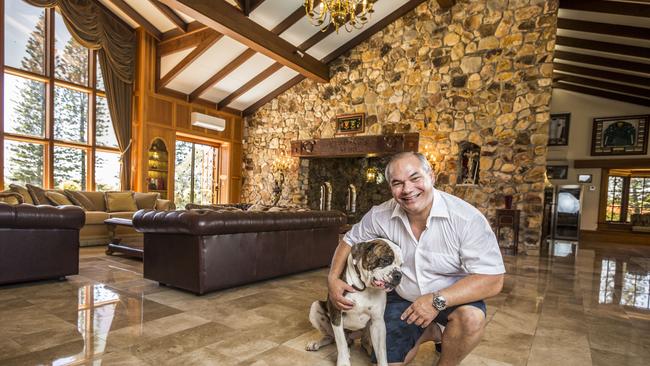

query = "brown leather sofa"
[0,203,85,285]
[132,209,346,295]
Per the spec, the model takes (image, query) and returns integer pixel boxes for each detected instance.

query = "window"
[174,140,219,209]
[605,172,650,223]
[2,5,120,191]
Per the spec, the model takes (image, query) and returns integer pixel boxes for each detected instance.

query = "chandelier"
[304,0,377,33]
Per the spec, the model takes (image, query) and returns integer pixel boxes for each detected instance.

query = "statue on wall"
[457,141,481,185]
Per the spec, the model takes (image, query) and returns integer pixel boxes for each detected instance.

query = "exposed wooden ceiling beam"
[109,0,162,40]
[559,0,650,18]
[161,21,206,40]
[160,0,329,82]
[436,0,455,10]
[158,27,218,57]
[553,50,650,74]
[243,75,305,116]
[553,62,650,86]
[553,82,650,107]
[323,0,429,63]
[158,32,223,89]
[218,62,283,109]
[557,18,650,40]
[555,36,650,59]
[238,0,266,16]
[271,2,317,35]
[553,72,650,98]
[189,49,256,102]
[151,0,187,33]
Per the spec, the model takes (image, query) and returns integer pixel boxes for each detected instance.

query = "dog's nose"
[393,272,402,282]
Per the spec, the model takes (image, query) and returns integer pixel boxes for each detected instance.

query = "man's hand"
[401,294,438,327]
[328,278,356,310]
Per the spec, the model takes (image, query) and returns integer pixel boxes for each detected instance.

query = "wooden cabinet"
[147,138,169,199]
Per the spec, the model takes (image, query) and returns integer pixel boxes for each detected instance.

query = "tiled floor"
[0,241,648,365]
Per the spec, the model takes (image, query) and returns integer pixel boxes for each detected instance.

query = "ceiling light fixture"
[304,0,377,33]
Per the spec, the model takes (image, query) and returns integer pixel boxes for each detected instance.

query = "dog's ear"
[351,241,372,265]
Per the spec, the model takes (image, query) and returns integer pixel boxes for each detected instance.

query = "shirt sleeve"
[459,212,506,274]
[343,206,383,246]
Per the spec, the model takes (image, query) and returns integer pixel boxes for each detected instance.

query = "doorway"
[174,139,220,209]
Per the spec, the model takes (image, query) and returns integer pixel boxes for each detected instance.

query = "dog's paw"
[305,341,321,351]
[336,359,351,366]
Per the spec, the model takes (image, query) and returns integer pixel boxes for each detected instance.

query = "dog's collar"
[351,259,366,292]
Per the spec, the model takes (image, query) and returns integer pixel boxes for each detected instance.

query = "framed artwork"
[548,113,570,146]
[336,113,365,135]
[546,165,568,180]
[577,174,592,183]
[591,115,649,156]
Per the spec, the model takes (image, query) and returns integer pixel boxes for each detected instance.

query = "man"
[328,152,505,366]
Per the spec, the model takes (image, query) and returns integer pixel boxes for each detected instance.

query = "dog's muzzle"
[389,269,402,287]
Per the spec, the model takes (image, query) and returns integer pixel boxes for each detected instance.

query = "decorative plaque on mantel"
[290,133,419,158]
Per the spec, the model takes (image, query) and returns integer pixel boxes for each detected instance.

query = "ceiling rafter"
[109,0,162,40]
[559,0,650,18]
[555,36,650,59]
[553,50,650,75]
[161,21,206,40]
[553,73,650,98]
[150,0,187,33]
[158,32,224,89]
[158,27,218,57]
[553,62,650,86]
[218,62,283,109]
[160,0,329,82]
[553,82,650,107]
[557,18,650,40]
[189,49,257,102]
[238,0,266,16]
[243,0,429,116]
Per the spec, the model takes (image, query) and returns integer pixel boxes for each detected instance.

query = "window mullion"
[45,7,55,189]
[621,177,631,223]
[89,50,96,191]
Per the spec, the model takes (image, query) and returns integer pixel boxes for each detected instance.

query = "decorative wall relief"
[457,141,481,185]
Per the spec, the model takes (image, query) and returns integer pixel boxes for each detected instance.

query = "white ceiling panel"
[97,0,138,28]
[160,48,194,77]
[556,29,650,48]
[249,0,303,30]
[558,8,650,28]
[175,9,195,23]
[166,36,248,93]
[554,70,650,90]
[201,53,277,102]
[280,17,321,46]
[554,45,650,64]
[228,67,300,110]
[306,0,409,60]
[125,0,176,32]
[553,59,650,77]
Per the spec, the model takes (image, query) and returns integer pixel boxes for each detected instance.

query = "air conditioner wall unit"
[191,112,226,132]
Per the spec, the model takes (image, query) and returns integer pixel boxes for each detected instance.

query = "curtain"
[25,0,136,189]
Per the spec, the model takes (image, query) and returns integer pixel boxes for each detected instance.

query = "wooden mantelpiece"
[290,133,419,158]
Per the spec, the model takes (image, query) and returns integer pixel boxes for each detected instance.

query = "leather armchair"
[133,209,346,294]
[0,203,85,285]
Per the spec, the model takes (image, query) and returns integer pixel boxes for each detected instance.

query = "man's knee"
[447,306,485,335]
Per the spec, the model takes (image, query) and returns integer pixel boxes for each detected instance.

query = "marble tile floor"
[0,241,649,366]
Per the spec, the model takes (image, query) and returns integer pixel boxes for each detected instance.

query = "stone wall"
[242,0,558,254]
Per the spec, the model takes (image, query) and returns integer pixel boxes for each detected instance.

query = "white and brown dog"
[306,238,403,366]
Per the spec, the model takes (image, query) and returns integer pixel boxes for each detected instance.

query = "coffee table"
[104,218,143,259]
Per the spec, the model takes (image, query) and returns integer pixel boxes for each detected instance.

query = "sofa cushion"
[85,211,110,225]
[0,192,24,205]
[45,191,74,206]
[108,211,135,220]
[9,184,33,205]
[25,184,49,205]
[155,199,175,211]
[134,192,160,210]
[65,190,96,211]
[79,191,106,212]
[105,192,137,212]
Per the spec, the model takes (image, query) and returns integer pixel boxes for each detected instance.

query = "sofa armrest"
[155,199,175,211]
[132,209,346,235]
[0,203,85,229]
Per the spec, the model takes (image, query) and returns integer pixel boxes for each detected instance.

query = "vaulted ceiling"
[98,0,650,117]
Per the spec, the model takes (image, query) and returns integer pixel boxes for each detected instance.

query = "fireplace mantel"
[290,133,419,158]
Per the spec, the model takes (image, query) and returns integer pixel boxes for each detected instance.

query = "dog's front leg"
[370,318,388,366]
[332,322,351,366]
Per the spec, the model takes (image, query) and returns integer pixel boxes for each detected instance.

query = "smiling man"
[327,152,505,366]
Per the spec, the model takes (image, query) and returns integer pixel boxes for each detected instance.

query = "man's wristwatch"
[432,292,447,311]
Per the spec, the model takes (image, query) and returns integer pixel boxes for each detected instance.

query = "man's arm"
[327,240,356,310]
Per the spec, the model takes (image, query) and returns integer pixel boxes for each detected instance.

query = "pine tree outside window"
[2,4,120,191]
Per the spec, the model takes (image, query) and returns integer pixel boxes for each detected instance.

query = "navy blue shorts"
[371,291,486,364]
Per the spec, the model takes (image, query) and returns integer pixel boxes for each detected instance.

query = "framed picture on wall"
[335,113,365,135]
[546,165,568,180]
[548,113,570,146]
[591,115,649,156]
[577,174,592,183]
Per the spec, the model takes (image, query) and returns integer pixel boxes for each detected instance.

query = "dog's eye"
[379,258,391,267]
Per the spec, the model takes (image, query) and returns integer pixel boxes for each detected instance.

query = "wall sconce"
[365,167,384,185]
[421,145,437,171]
[271,153,295,206]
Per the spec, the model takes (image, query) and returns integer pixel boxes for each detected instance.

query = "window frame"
[1,7,120,191]
[601,169,650,227]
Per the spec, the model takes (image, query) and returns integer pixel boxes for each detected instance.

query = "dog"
[306,238,403,366]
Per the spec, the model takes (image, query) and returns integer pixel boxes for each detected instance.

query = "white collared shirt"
[343,188,505,302]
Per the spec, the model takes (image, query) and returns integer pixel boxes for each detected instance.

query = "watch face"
[433,296,446,310]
